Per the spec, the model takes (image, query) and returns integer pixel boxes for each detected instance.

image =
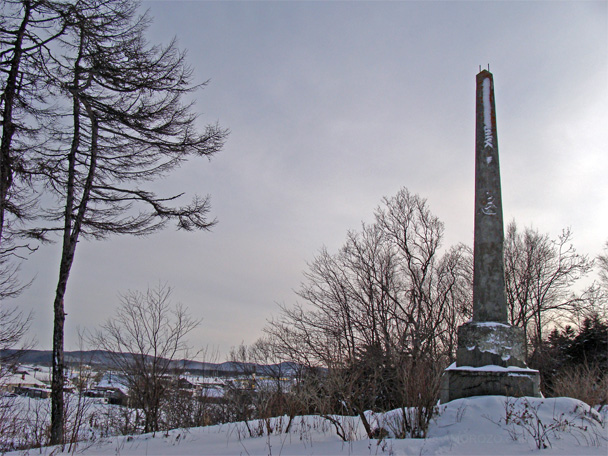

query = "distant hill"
[0,349,301,377]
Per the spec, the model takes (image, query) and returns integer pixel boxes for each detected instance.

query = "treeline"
[0,348,295,378]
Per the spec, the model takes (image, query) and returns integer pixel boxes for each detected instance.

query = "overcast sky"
[12,0,608,359]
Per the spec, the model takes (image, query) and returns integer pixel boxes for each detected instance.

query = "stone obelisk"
[473,70,507,324]
[440,70,540,402]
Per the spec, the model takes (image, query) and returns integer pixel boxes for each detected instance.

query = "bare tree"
[223,344,259,435]
[247,338,295,420]
[504,221,593,354]
[598,241,608,293]
[0,297,33,452]
[0,302,31,377]
[264,188,471,423]
[225,340,301,434]
[91,283,201,434]
[374,189,472,362]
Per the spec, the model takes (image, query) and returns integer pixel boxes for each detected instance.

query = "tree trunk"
[49,294,66,443]
[50,36,88,443]
[49,205,80,445]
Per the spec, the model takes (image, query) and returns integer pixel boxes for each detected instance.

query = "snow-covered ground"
[6,395,607,455]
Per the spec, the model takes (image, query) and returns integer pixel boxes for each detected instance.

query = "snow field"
[5,395,606,455]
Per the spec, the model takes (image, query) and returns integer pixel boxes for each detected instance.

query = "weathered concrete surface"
[440,366,540,403]
[456,321,527,368]
[473,70,507,323]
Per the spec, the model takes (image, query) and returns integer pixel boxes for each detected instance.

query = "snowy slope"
[8,396,607,455]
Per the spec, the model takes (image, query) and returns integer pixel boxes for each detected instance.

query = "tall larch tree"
[19,0,226,444]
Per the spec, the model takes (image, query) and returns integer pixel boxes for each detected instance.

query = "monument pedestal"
[440,365,541,403]
[440,321,540,403]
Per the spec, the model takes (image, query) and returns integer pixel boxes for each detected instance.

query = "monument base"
[456,321,527,368]
[440,364,541,403]
[441,320,541,403]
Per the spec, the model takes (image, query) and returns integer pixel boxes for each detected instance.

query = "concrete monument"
[440,70,541,402]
